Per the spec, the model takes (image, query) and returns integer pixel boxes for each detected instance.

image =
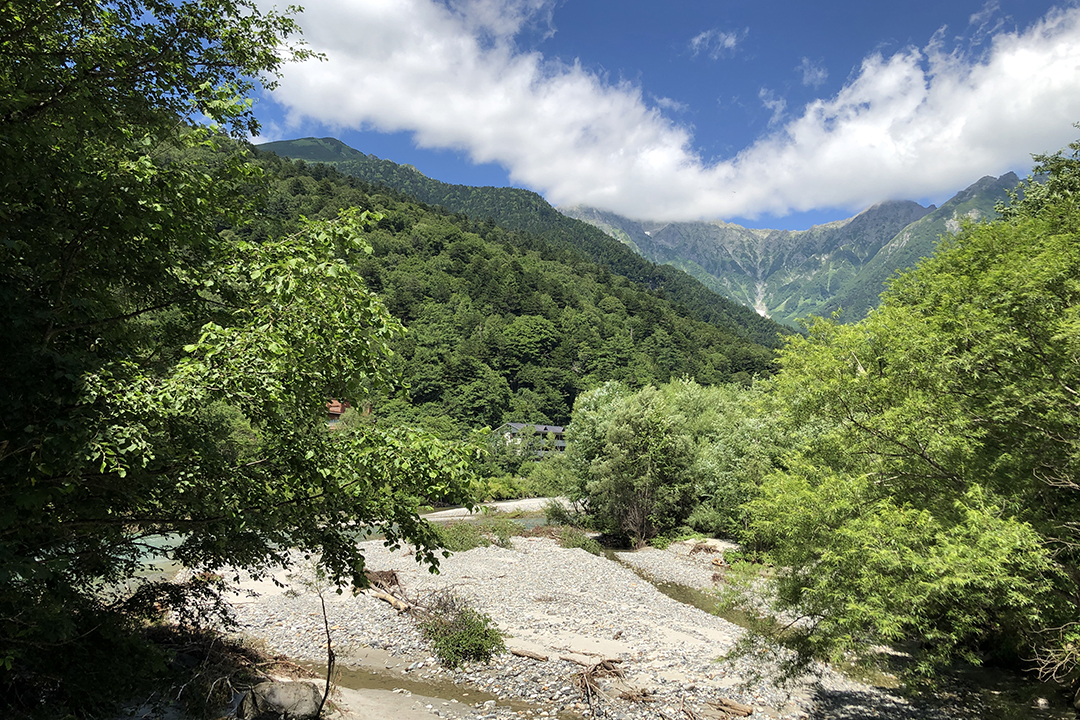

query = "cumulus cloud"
[798,57,828,87]
[262,0,1080,221]
[689,28,747,60]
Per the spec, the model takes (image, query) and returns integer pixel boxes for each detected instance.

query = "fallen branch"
[559,653,622,667]
[510,648,548,661]
[364,589,416,613]
[707,697,753,717]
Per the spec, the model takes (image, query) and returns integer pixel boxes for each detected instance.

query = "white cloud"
[798,57,828,87]
[654,96,688,112]
[262,0,1080,221]
[758,88,787,127]
[689,28,747,60]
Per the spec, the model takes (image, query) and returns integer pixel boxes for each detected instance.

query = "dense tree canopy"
[241,150,780,431]
[744,142,1080,681]
[0,3,476,714]
[561,379,797,546]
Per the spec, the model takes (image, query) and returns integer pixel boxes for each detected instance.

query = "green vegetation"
[561,379,803,546]
[432,515,516,551]
[240,149,781,430]
[552,139,1080,692]
[564,177,1017,328]
[738,140,1080,684]
[0,3,477,715]
[420,591,506,668]
[557,527,603,556]
[257,137,790,349]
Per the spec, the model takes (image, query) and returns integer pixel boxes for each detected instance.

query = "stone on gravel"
[237,680,322,720]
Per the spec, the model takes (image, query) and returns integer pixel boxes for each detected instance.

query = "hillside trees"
[744,143,1080,682]
[244,150,780,431]
[0,2,476,713]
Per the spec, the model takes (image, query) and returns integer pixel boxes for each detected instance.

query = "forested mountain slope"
[562,174,1017,326]
[256,137,788,348]
[247,146,780,430]
[820,172,1019,320]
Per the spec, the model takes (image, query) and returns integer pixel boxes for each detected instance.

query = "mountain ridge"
[562,173,1018,326]
[257,136,1019,328]
[255,136,789,347]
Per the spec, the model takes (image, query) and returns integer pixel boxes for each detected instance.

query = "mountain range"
[257,136,1019,327]
[561,172,1019,326]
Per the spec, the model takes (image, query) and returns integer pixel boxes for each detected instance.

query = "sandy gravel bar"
[225,538,993,720]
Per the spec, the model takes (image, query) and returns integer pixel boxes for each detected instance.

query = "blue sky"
[253,0,1080,230]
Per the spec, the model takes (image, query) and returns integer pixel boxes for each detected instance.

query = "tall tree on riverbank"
[0,2,476,714]
[744,140,1080,683]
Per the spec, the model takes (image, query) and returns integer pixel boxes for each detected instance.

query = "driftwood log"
[559,653,622,667]
[364,569,401,590]
[510,648,548,661]
[364,589,415,613]
[707,697,753,717]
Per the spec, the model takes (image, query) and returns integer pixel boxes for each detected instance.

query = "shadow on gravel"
[810,680,1074,720]
[809,688,933,720]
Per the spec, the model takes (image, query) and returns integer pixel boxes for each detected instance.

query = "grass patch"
[557,526,603,556]
[433,513,517,551]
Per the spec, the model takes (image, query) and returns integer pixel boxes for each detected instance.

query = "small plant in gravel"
[558,526,603,556]
[420,591,506,668]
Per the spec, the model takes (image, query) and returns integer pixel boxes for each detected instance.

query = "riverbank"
[219,535,1058,720]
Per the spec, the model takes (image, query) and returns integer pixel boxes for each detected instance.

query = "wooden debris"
[707,697,753,717]
[618,687,655,702]
[364,569,401,590]
[364,589,414,613]
[559,653,622,667]
[680,696,700,720]
[510,648,548,662]
[690,543,718,555]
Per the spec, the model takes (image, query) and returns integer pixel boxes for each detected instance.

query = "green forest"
[243,148,782,431]
[3,1,1079,717]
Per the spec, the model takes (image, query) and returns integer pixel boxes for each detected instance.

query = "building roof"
[502,422,565,434]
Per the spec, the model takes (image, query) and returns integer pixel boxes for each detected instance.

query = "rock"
[237,680,323,720]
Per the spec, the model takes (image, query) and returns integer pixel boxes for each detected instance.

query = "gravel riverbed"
[224,537,1047,720]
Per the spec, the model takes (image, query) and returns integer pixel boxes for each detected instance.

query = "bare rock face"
[237,681,322,720]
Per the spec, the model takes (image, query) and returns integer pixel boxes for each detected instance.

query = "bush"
[557,526,602,556]
[542,499,584,527]
[420,592,505,668]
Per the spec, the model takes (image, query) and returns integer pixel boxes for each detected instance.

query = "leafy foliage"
[420,591,506,669]
[564,379,795,546]
[0,2,478,714]
[257,137,790,349]
[243,150,781,429]
[557,526,603,556]
[744,145,1080,681]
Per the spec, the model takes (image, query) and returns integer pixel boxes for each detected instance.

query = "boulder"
[237,680,323,720]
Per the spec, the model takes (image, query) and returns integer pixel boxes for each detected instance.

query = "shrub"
[477,513,516,549]
[557,526,603,556]
[542,499,584,527]
[420,592,505,668]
